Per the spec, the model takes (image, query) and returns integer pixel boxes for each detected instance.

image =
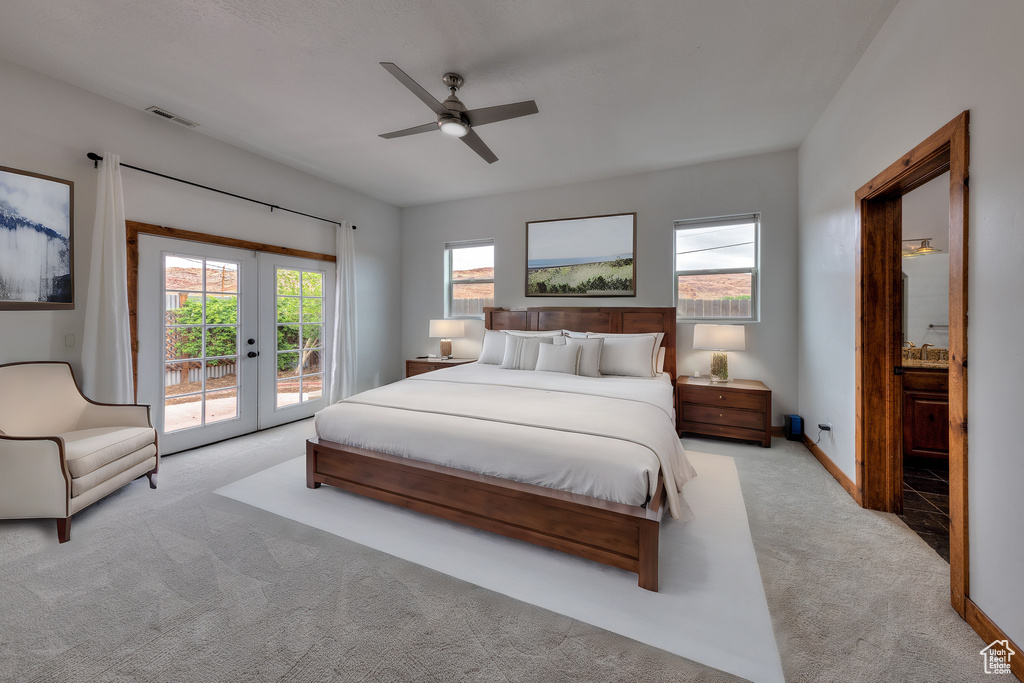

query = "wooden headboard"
[483,306,677,379]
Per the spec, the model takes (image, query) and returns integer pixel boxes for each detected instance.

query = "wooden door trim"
[854,111,969,616]
[125,220,336,401]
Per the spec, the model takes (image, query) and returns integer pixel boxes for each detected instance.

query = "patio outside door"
[137,235,334,454]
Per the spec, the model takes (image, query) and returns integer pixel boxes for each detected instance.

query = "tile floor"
[899,461,951,562]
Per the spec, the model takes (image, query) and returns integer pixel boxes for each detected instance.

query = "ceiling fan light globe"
[439,118,469,137]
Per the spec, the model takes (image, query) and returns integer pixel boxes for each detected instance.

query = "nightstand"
[405,357,475,378]
[677,377,772,448]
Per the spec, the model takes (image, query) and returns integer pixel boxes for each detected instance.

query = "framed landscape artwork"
[0,165,74,310]
[526,212,636,297]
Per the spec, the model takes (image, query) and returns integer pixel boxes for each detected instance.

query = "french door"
[137,235,334,454]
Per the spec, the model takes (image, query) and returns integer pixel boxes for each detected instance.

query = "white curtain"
[80,153,134,404]
[329,222,357,402]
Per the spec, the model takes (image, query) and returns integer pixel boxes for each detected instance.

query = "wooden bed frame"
[306,306,677,591]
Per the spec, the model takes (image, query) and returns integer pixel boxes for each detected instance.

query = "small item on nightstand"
[415,356,429,359]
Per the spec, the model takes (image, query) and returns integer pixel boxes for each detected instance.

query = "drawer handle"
[719,414,723,418]
[719,395,725,400]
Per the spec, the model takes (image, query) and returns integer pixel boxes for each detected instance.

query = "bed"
[305,306,691,591]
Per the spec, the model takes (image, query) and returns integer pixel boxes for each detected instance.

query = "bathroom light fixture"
[902,238,943,258]
[692,324,745,383]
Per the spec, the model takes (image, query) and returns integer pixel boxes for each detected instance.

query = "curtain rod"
[86,152,354,229]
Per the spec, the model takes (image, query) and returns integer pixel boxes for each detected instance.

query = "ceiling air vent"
[145,106,199,128]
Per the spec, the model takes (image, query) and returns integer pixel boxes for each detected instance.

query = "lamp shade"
[692,324,745,351]
[428,319,465,339]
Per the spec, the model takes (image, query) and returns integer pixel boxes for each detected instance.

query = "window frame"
[674,214,760,323]
[444,239,494,320]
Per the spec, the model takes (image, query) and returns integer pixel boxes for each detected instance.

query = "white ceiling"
[0,0,898,208]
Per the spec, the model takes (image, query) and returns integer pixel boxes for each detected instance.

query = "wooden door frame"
[855,111,969,616]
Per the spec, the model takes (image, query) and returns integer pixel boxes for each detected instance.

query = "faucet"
[902,341,916,348]
[920,343,933,359]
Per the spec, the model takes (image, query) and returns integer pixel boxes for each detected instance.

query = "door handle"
[247,351,260,358]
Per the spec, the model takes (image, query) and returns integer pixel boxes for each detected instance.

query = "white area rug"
[216,450,783,683]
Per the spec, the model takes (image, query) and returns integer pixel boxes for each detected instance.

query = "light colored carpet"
[0,420,743,683]
[0,419,995,682]
[216,450,784,683]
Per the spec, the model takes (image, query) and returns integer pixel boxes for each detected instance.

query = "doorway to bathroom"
[854,111,969,617]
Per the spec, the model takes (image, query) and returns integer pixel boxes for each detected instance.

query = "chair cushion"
[59,426,157,478]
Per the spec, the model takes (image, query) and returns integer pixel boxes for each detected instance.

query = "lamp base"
[709,352,729,383]
[439,339,452,360]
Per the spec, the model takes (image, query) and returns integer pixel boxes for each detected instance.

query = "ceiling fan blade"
[380,62,449,117]
[463,100,539,127]
[460,128,498,164]
[379,122,438,139]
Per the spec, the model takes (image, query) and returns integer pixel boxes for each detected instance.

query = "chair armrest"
[81,403,153,430]
[0,436,70,518]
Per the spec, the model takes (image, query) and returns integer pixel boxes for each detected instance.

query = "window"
[675,214,759,321]
[445,240,494,318]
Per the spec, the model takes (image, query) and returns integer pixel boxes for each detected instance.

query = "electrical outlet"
[818,422,832,431]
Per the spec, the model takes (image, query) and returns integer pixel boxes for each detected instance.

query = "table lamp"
[692,324,745,383]
[428,319,465,360]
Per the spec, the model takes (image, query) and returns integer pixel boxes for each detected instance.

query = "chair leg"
[146,470,158,489]
[56,517,71,543]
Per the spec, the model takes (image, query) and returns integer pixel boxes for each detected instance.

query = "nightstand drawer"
[682,404,766,431]
[679,421,767,444]
[681,385,767,412]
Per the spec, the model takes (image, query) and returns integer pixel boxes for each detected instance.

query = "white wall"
[798,0,1024,644]
[401,150,800,424]
[0,58,403,391]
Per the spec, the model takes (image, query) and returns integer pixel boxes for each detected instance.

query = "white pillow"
[596,334,659,377]
[587,331,664,376]
[563,330,589,339]
[656,346,666,374]
[535,343,581,375]
[500,335,556,370]
[567,337,604,377]
[478,329,506,364]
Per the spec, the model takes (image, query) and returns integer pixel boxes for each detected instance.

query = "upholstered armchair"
[0,361,158,542]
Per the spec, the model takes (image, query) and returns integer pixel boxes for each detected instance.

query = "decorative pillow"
[500,335,556,370]
[587,331,664,377]
[552,335,568,346]
[566,337,604,377]
[595,334,659,377]
[563,330,589,339]
[478,329,507,364]
[535,343,581,375]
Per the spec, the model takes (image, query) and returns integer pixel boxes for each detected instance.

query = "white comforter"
[314,363,696,519]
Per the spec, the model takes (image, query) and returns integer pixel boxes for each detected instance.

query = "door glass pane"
[205,294,237,325]
[205,261,238,293]
[302,271,323,296]
[301,324,322,348]
[165,255,204,291]
[277,297,300,323]
[205,388,238,424]
[206,326,237,358]
[301,298,323,322]
[166,327,202,361]
[165,395,202,433]
[277,269,301,296]
[164,361,199,396]
[301,352,322,375]
[302,374,323,400]
[277,325,300,351]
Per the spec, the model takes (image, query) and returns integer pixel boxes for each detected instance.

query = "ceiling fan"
[378,62,539,164]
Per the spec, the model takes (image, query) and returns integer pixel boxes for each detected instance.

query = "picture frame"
[526,212,636,297]
[0,165,74,310]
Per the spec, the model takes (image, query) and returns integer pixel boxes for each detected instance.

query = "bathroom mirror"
[901,172,950,350]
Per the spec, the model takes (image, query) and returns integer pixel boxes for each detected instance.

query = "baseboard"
[802,435,862,505]
[966,599,1024,680]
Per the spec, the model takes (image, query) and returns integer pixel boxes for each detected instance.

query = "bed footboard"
[306,437,665,591]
